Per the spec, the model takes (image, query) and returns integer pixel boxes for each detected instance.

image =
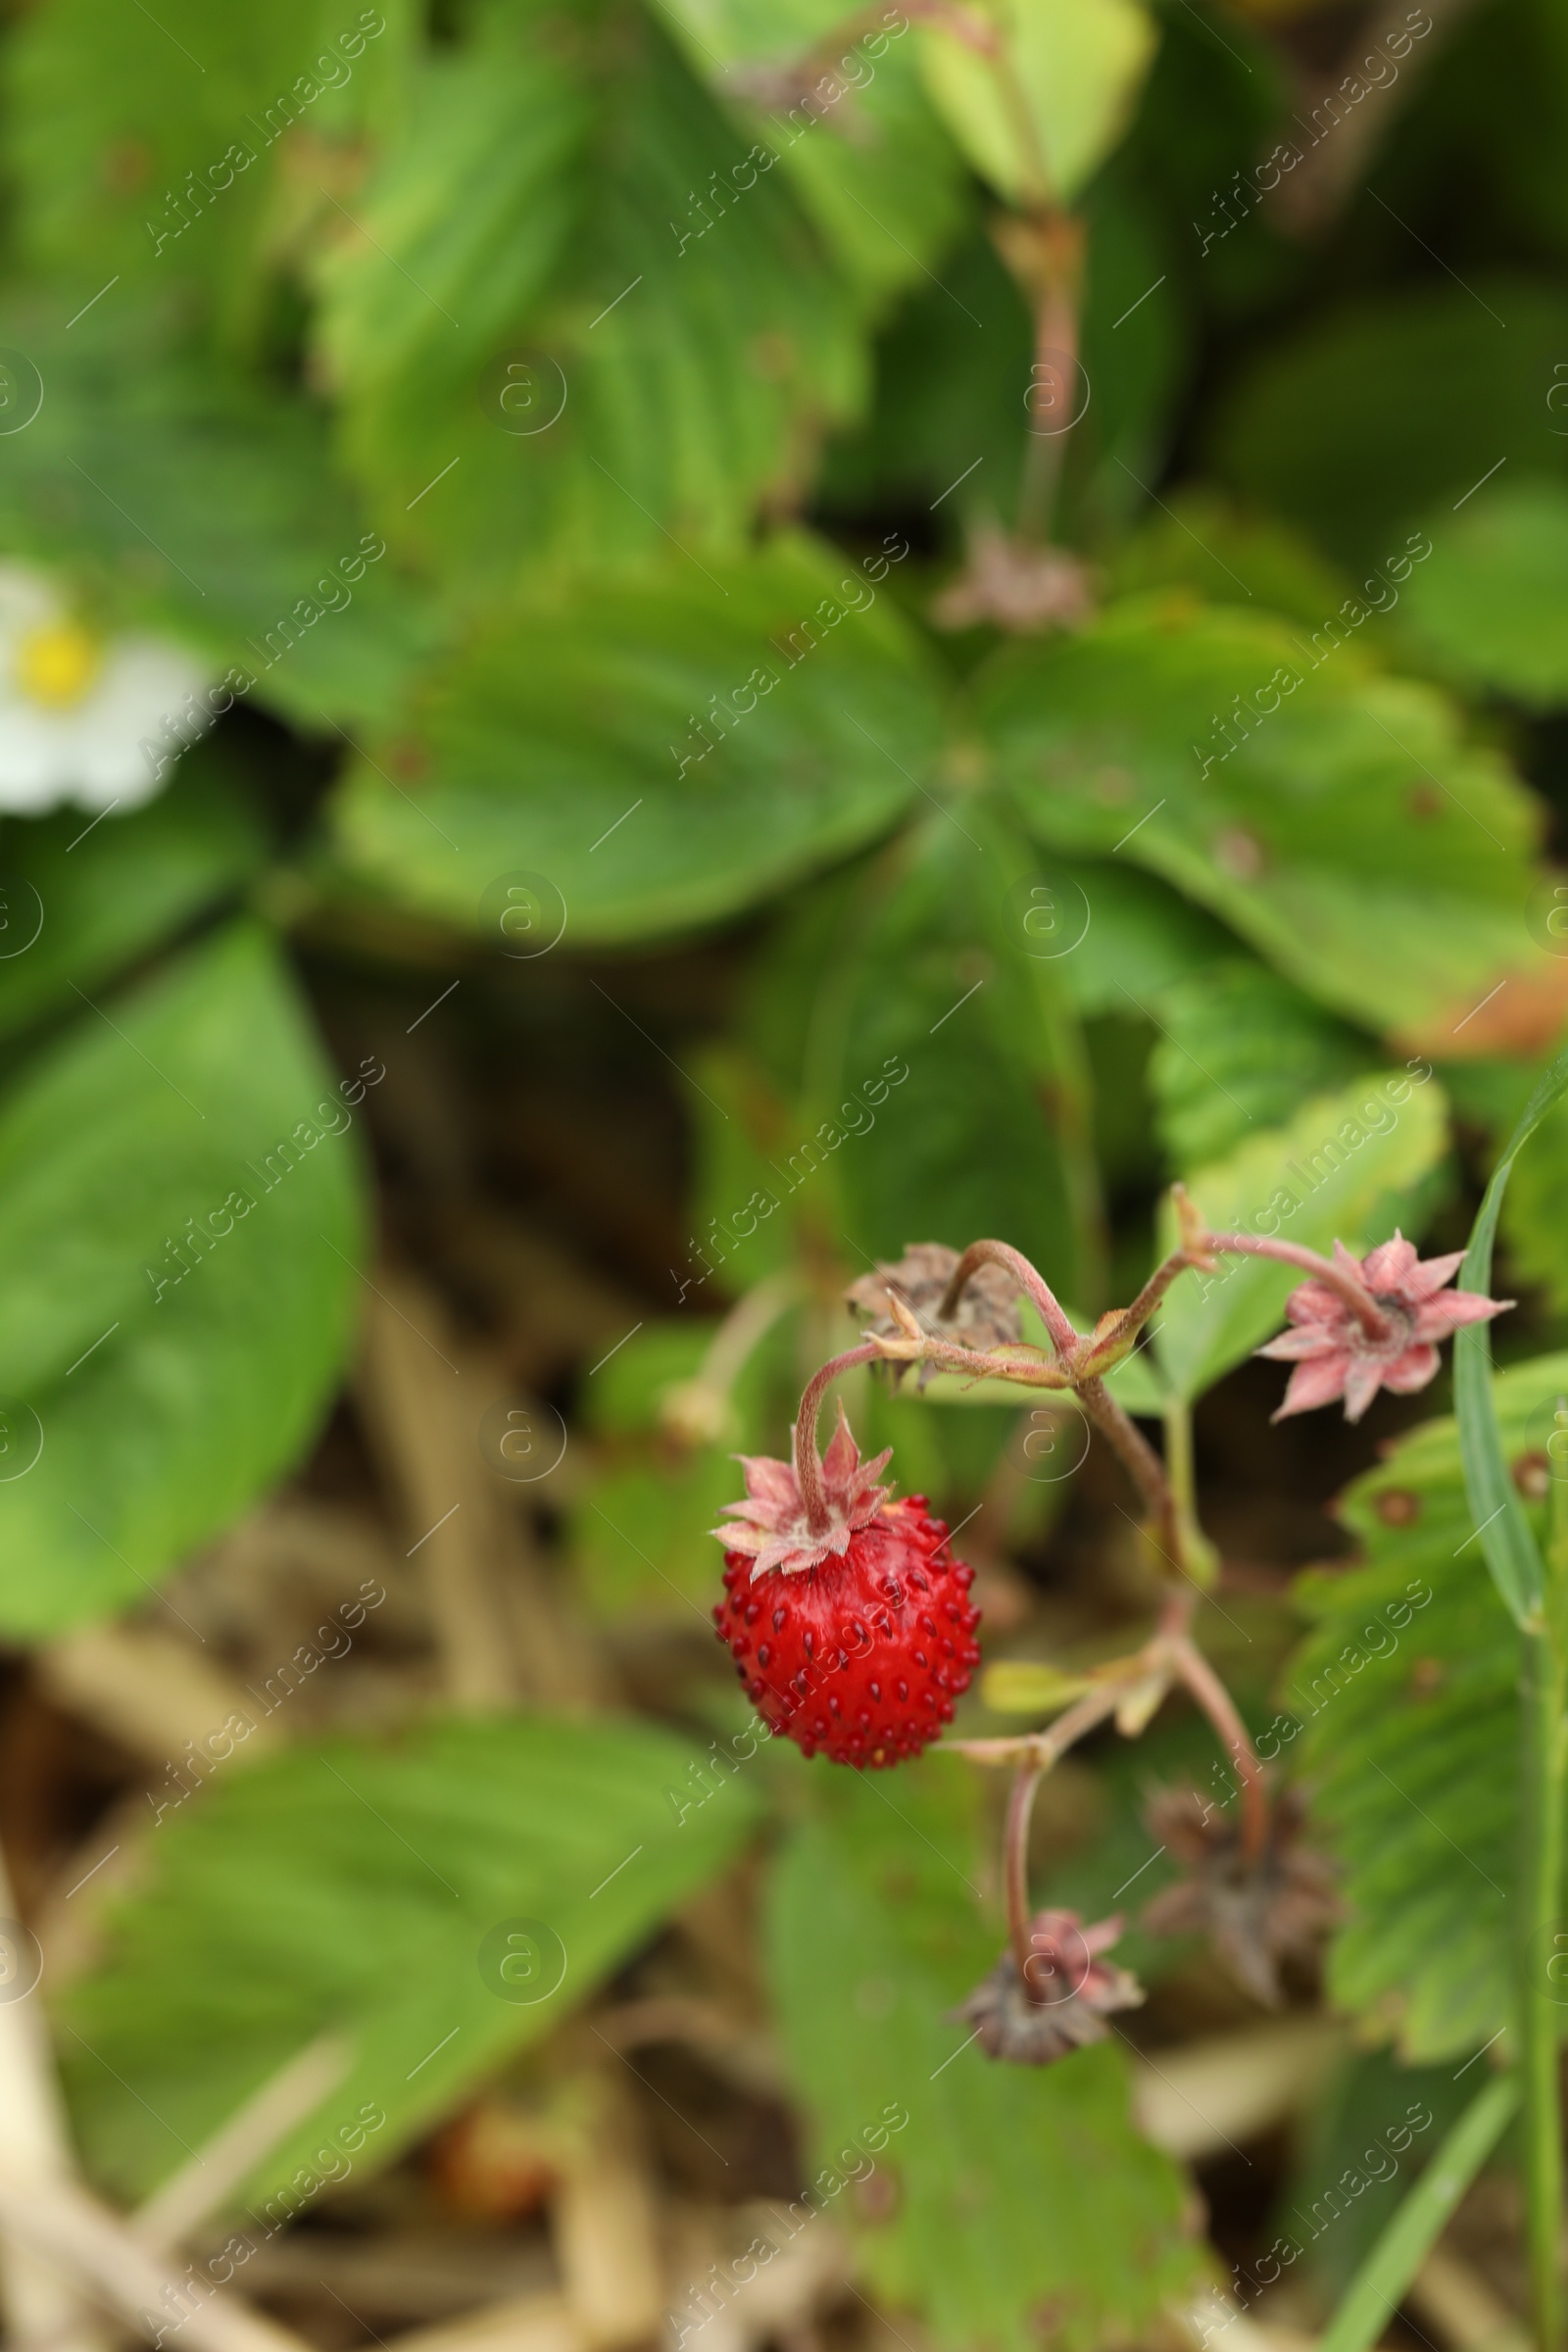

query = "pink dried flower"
[953,1909,1144,2065]
[1255,1233,1511,1424]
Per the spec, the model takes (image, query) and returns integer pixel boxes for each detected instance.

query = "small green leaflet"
[1151,1069,1449,1403]
[652,0,970,303]
[62,1714,761,2209]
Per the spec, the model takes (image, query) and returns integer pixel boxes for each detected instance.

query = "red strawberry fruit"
[711,1401,981,1767]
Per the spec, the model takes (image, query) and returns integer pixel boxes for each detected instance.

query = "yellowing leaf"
[917,0,1156,207]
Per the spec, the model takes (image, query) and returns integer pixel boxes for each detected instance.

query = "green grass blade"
[1318,2073,1519,2352]
[1454,1041,1568,1626]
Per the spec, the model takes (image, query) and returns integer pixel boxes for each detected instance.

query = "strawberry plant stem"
[791,1343,881,1533]
[1204,1232,1395,1340]
[939,1238,1080,1359]
[1170,1636,1268,1864]
[1004,1763,1044,1984]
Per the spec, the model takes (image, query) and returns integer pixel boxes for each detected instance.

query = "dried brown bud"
[931,527,1096,636]
[846,1244,1023,1390]
[1142,1785,1338,2008]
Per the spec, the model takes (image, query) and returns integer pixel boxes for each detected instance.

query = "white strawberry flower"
[0,564,209,815]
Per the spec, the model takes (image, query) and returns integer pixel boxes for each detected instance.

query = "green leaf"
[62,1713,761,2207]
[1063,168,1189,541]
[1049,858,1235,1018]
[570,1317,792,1623]
[763,41,971,305]
[1452,1039,1568,1628]
[653,1,971,303]
[0,921,366,1636]
[817,225,1032,523]
[1290,1354,1568,2058]
[768,803,1102,1307]
[0,749,264,1044]
[1209,277,1568,566]
[1147,957,1376,1173]
[5,0,416,330]
[916,0,1157,207]
[324,14,865,573]
[981,595,1560,1054]
[766,1762,1197,2352]
[1106,493,1356,629]
[311,23,591,413]
[328,535,938,944]
[1397,481,1568,709]
[0,297,443,729]
[1151,1069,1450,1403]
[575,1457,740,1621]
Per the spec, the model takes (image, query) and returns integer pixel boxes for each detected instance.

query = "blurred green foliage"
[3,0,1568,2338]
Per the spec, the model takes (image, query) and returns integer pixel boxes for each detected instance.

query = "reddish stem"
[792,1343,881,1534]
[896,0,1000,51]
[1170,1636,1269,1863]
[1204,1233,1394,1342]
[1004,1764,1043,1990]
[938,1240,1080,1361]
[869,1327,1075,1392]
[1075,1377,1182,1567]
[1079,1247,1197,1372]
[954,1674,1134,1769]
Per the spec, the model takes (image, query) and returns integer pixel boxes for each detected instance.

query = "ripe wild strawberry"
[711,1402,981,1767]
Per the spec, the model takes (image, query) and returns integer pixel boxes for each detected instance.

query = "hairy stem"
[1170,1637,1268,1863]
[1016,286,1073,544]
[1203,1232,1394,1342]
[792,1343,880,1533]
[1004,1764,1044,1988]
[1075,1376,1182,1568]
[1079,1245,1196,1372]
[938,1239,1080,1360]
[951,1667,1152,1769]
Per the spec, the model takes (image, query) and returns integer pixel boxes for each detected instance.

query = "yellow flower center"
[14,619,102,709]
